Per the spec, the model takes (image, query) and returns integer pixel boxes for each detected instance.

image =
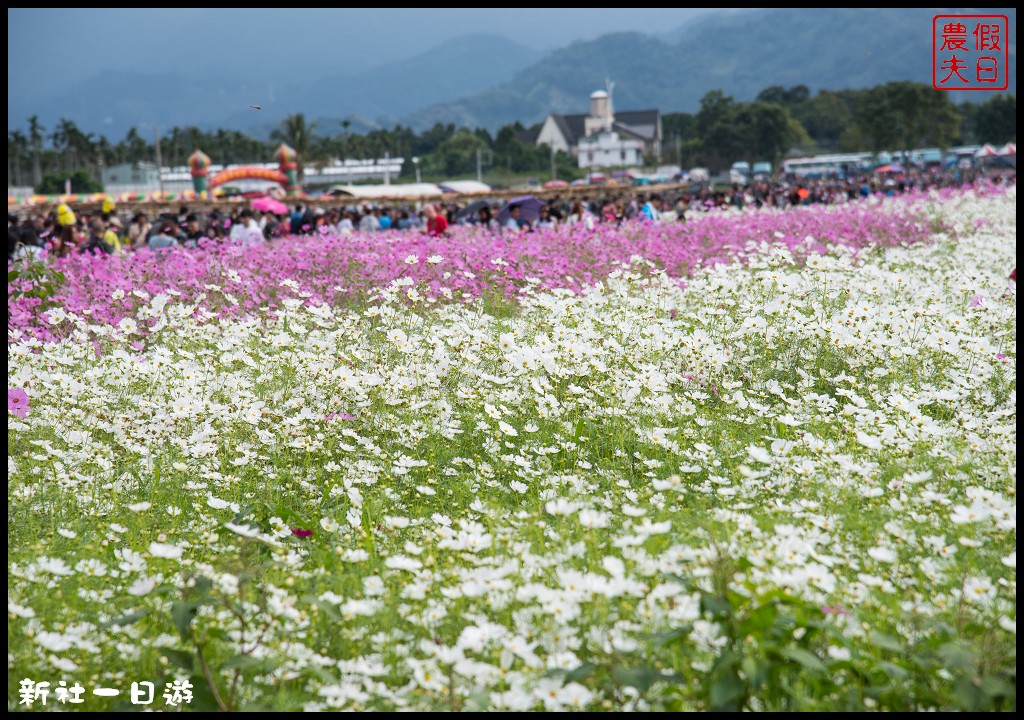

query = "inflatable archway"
[209,167,290,190]
[191,143,301,198]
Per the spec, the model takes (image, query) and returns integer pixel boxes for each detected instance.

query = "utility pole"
[476,147,483,183]
[384,150,390,185]
[154,125,164,194]
[550,145,557,181]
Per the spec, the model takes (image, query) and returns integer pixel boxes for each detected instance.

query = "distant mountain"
[404,7,1017,132]
[9,33,540,140]
[8,9,1016,141]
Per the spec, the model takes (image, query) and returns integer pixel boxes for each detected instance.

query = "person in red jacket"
[423,204,449,237]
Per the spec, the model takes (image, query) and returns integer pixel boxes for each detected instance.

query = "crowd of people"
[8,166,1014,262]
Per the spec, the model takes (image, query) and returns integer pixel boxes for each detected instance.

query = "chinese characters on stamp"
[933,14,1009,90]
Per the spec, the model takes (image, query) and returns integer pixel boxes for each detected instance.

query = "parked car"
[687,167,710,183]
[752,161,773,179]
[731,161,752,180]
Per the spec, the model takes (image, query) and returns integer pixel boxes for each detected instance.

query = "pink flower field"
[8,187,995,344]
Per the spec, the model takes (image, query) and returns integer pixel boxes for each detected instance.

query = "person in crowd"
[422,203,449,237]
[101,214,124,254]
[359,206,381,233]
[127,212,152,251]
[476,205,497,232]
[82,219,114,255]
[230,209,264,246]
[566,201,596,231]
[504,204,524,232]
[536,205,556,230]
[639,194,663,222]
[183,213,205,247]
[53,203,77,257]
[148,221,179,251]
[336,209,355,235]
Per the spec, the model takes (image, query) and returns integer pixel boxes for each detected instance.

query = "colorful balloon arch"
[208,166,290,190]
[191,143,301,197]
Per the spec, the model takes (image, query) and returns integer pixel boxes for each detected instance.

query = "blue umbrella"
[497,195,545,227]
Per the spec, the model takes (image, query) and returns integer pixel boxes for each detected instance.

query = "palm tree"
[8,130,29,187]
[28,115,44,185]
[271,113,318,186]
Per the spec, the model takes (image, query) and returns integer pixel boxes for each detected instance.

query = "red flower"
[291,528,313,538]
[1011,268,1016,282]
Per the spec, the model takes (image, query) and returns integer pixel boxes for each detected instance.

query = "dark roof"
[516,126,541,145]
[552,114,587,146]
[614,110,660,141]
[545,109,660,147]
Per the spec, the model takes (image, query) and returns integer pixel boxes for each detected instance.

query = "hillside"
[404,7,1017,132]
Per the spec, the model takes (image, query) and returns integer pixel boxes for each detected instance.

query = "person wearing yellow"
[54,203,77,257]
[102,214,124,254]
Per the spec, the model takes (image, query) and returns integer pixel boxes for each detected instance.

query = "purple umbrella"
[497,195,545,226]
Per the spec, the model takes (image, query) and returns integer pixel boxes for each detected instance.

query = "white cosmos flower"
[127,501,151,512]
[148,542,184,559]
[207,494,231,510]
[426,255,443,264]
[856,431,884,450]
[35,631,75,652]
[37,557,74,576]
[499,421,518,437]
[127,577,158,596]
[962,575,996,604]
[509,480,529,494]
[320,517,340,533]
[867,546,897,563]
[8,601,35,618]
[224,522,262,538]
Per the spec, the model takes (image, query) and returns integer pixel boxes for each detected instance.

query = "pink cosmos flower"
[8,387,30,418]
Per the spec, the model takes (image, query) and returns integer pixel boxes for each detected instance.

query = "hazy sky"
[8,8,730,102]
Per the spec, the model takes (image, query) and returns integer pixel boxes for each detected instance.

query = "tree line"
[8,81,1016,194]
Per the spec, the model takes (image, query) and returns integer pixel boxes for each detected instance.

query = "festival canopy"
[996,142,1016,156]
[974,143,999,158]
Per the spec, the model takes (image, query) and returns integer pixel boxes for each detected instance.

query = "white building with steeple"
[533,88,661,169]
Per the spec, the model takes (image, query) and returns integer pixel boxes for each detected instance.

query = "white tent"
[326,183,443,199]
[996,142,1016,156]
[438,180,492,194]
[974,143,999,158]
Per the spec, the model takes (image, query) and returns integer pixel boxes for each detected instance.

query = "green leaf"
[779,646,828,673]
[188,674,222,712]
[701,594,732,617]
[613,665,660,693]
[876,661,909,679]
[162,648,195,670]
[936,641,976,670]
[649,624,693,647]
[709,673,744,710]
[564,662,597,683]
[869,631,904,653]
[171,599,198,641]
[100,609,148,629]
